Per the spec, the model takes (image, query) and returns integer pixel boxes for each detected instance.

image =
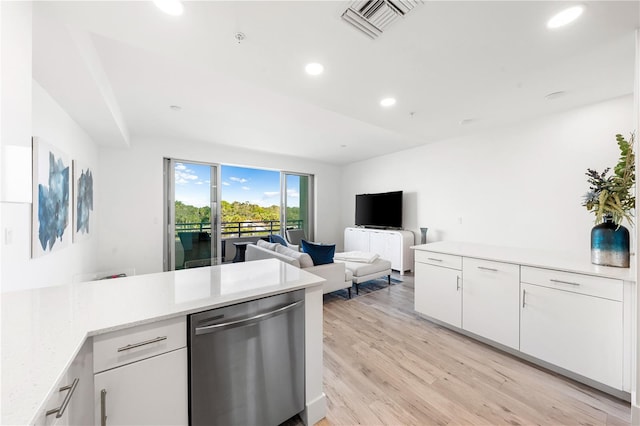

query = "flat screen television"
[355,191,403,229]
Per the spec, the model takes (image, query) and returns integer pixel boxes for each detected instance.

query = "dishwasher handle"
[195,299,304,335]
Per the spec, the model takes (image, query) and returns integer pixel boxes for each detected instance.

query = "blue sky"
[174,163,299,208]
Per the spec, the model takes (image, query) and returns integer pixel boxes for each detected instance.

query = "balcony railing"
[174,220,304,268]
[175,219,304,239]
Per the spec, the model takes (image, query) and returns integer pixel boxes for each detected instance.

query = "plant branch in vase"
[582,133,635,267]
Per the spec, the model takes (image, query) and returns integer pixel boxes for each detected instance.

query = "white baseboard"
[632,404,640,425]
[303,393,327,425]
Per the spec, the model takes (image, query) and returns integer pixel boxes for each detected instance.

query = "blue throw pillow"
[269,234,288,247]
[300,240,335,265]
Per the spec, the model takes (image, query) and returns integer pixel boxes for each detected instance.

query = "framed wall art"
[32,137,71,258]
[73,160,94,242]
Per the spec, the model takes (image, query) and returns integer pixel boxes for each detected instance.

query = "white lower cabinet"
[33,340,94,426]
[370,231,401,268]
[92,317,188,426]
[94,348,188,426]
[414,261,462,328]
[413,246,629,394]
[520,282,623,390]
[462,258,519,349]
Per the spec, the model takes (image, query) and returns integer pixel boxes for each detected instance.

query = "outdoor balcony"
[174,219,304,269]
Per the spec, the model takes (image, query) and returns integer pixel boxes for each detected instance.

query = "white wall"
[97,138,342,275]
[0,81,100,292]
[1,1,32,292]
[341,95,635,260]
[632,28,640,424]
[0,1,32,163]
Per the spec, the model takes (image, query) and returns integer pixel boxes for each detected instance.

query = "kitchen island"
[1,259,326,425]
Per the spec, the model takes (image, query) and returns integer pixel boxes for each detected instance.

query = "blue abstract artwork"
[32,138,71,257]
[73,160,94,242]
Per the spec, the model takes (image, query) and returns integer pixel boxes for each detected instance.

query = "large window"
[164,160,220,270]
[282,172,313,242]
[220,166,282,239]
[164,161,313,270]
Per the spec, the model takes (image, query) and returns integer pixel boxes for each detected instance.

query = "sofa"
[246,240,354,296]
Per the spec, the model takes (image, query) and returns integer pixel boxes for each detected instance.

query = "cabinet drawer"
[521,266,622,301]
[415,250,461,270]
[464,258,519,279]
[93,316,186,373]
[415,250,462,270]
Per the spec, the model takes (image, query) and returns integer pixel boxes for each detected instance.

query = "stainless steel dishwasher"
[188,289,305,426]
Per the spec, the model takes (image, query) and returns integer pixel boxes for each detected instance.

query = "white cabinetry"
[93,317,188,426]
[94,349,187,426]
[414,251,462,328]
[33,340,94,426]
[344,227,414,274]
[462,258,519,350]
[412,242,631,395]
[344,227,369,252]
[520,267,623,390]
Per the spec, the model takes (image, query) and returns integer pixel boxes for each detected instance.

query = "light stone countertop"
[1,259,325,426]
[412,241,636,281]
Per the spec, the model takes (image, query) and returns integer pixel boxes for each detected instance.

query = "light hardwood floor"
[319,275,630,426]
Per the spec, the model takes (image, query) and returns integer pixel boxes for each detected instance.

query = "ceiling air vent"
[341,0,421,39]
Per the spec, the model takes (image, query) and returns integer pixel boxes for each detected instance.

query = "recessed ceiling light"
[169,105,182,111]
[547,5,584,29]
[305,63,324,76]
[380,97,396,107]
[154,0,184,16]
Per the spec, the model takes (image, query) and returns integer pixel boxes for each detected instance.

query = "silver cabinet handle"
[477,266,498,272]
[46,378,79,418]
[456,275,461,291]
[117,336,167,352]
[550,279,580,286]
[195,300,303,335]
[427,257,443,262]
[101,389,107,426]
[522,289,526,308]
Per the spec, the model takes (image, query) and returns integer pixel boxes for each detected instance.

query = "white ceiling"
[32,1,639,165]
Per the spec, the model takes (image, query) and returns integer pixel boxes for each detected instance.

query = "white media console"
[344,227,415,275]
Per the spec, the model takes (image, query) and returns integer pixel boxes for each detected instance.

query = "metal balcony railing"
[175,219,304,239]
[174,220,304,269]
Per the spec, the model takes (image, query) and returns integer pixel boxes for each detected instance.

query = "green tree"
[175,201,211,224]
[177,200,302,230]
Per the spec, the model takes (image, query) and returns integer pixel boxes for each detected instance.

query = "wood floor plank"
[318,277,631,426]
